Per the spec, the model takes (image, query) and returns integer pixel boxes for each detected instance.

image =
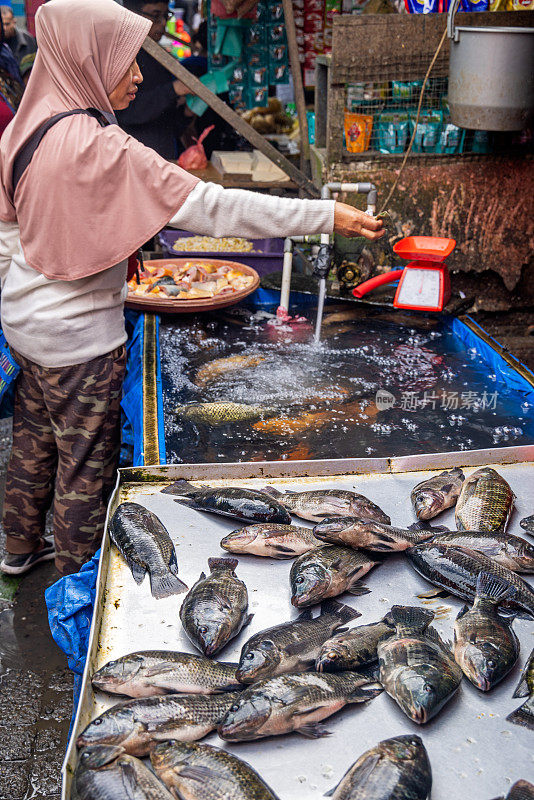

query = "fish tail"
[149,571,188,599]
[320,599,361,625]
[507,697,534,730]
[161,479,199,496]
[389,605,434,632]
[208,557,239,572]
[262,485,283,497]
[476,571,516,606]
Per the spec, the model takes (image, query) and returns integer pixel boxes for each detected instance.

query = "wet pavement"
[0,417,73,800]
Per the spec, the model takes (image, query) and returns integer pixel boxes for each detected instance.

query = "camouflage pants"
[3,346,126,575]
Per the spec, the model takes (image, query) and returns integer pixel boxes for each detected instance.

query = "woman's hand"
[334,202,385,241]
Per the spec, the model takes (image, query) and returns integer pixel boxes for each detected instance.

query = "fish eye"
[230,704,239,712]
[245,653,255,661]
[487,659,495,668]
[198,625,208,634]
[295,577,304,585]
[424,683,433,693]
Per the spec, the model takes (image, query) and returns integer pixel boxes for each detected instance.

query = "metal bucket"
[447,0,534,131]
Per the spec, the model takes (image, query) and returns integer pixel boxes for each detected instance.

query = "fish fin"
[456,604,470,620]
[271,544,299,556]
[417,588,450,599]
[424,625,453,652]
[506,700,534,730]
[279,687,310,706]
[128,561,147,585]
[162,479,200,496]
[208,557,239,572]
[297,608,314,621]
[178,765,229,783]
[149,571,188,599]
[389,605,434,632]
[173,497,197,508]
[476,571,516,605]
[143,662,181,677]
[284,640,313,657]
[320,599,361,625]
[408,521,450,533]
[440,483,454,495]
[348,681,383,703]
[325,755,380,798]
[296,723,332,739]
[118,759,143,799]
[513,655,533,698]
[356,662,381,681]
[347,584,371,597]
[167,548,180,577]
[261,485,283,496]
[244,613,254,627]
[324,788,336,798]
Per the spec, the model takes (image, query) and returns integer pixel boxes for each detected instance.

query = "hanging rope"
[378,25,448,215]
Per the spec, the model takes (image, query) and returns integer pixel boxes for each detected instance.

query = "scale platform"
[393,236,455,313]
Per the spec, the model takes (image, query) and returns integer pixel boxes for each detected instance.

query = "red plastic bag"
[177,125,215,170]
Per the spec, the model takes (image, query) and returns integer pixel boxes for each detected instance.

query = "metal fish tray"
[63,446,534,799]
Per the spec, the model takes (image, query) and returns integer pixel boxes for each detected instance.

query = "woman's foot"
[0,537,55,575]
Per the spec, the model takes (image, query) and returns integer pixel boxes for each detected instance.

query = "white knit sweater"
[0,182,334,368]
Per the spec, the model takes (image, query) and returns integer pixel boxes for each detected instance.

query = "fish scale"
[328,735,432,800]
[316,617,394,672]
[455,467,515,533]
[75,745,174,800]
[76,692,241,756]
[434,531,534,573]
[151,741,281,800]
[406,543,534,618]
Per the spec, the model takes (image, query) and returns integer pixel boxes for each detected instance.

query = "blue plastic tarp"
[45,549,101,730]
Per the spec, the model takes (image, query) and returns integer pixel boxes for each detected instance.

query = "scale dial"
[394,267,443,310]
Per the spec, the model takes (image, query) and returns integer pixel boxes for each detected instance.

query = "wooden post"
[142,37,320,198]
[281,0,310,170]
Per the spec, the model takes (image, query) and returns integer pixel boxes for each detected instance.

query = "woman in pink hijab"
[0,0,383,577]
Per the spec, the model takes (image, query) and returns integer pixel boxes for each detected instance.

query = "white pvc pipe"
[278,238,294,315]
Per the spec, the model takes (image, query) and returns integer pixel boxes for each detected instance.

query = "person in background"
[116,0,193,159]
[0,15,23,137]
[0,6,36,72]
[0,0,383,577]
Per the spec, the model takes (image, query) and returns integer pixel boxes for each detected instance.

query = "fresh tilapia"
[290,545,380,607]
[150,741,281,800]
[163,480,292,524]
[406,543,534,619]
[175,401,272,425]
[507,647,534,730]
[108,502,187,599]
[520,515,534,535]
[236,599,360,684]
[218,671,382,741]
[454,572,520,691]
[378,605,462,724]
[316,615,394,672]
[260,486,391,524]
[195,354,266,388]
[221,523,321,559]
[180,557,252,656]
[75,744,173,800]
[91,650,241,698]
[455,467,515,533]
[327,735,432,800]
[411,467,464,520]
[313,518,434,552]
[76,693,240,755]
[435,530,534,573]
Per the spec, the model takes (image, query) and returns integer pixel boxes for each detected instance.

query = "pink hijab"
[0,0,199,280]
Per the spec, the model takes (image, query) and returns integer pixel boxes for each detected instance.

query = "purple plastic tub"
[158,229,284,276]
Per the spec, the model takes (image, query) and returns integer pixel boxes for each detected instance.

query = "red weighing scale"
[352,236,455,313]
